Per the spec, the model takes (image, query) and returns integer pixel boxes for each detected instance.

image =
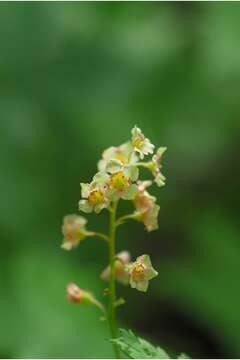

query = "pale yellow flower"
[100,251,131,285]
[105,160,139,201]
[131,126,155,159]
[133,181,160,232]
[79,171,110,214]
[98,142,138,171]
[129,255,158,292]
[141,203,160,232]
[134,180,155,213]
[61,214,89,250]
[149,147,167,187]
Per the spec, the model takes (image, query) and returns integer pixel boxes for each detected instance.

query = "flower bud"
[66,283,95,304]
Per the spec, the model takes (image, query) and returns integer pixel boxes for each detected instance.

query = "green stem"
[108,200,121,359]
[92,232,109,242]
[93,298,106,315]
[135,161,151,169]
[116,213,139,227]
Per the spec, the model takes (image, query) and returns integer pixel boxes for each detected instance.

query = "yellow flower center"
[88,190,104,206]
[110,171,129,192]
[115,153,127,164]
[132,136,144,150]
[131,263,145,282]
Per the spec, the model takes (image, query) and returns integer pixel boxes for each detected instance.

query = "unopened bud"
[66,283,94,304]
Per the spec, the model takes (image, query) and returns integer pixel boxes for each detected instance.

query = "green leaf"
[111,329,190,359]
[178,353,190,359]
[111,328,169,359]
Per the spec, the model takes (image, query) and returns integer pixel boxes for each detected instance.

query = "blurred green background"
[0,2,240,358]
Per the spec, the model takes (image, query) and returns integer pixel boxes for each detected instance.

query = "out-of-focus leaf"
[111,328,188,359]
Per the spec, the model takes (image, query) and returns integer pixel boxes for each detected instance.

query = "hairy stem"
[108,200,121,358]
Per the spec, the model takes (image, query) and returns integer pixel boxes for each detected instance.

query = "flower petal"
[105,188,120,201]
[144,204,160,231]
[157,146,167,157]
[124,165,139,182]
[61,241,74,251]
[78,199,92,213]
[97,159,106,171]
[146,267,158,280]
[106,159,122,174]
[80,183,90,198]
[138,254,151,268]
[129,278,137,289]
[142,139,155,155]
[154,173,166,187]
[136,279,149,292]
[122,184,138,200]
[131,125,141,139]
[102,146,117,160]
[94,203,106,214]
[93,171,109,185]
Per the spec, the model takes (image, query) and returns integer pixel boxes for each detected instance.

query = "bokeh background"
[0,2,240,358]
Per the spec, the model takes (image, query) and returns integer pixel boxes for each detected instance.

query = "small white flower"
[61,214,89,250]
[141,203,160,232]
[149,147,167,187]
[105,159,139,201]
[100,251,131,285]
[131,126,155,159]
[129,254,158,292]
[133,181,159,232]
[155,172,166,187]
[134,181,156,213]
[79,172,110,214]
[98,142,138,171]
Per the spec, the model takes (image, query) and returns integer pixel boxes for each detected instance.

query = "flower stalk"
[61,126,166,358]
[108,200,121,358]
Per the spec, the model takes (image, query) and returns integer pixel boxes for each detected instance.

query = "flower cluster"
[78,126,165,224]
[61,126,166,297]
